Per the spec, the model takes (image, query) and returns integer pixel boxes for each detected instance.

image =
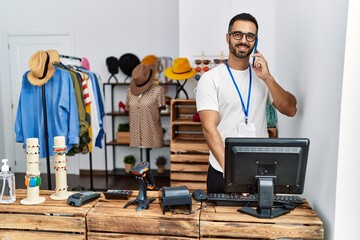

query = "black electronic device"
[207,193,303,207]
[124,161,155,211]
[67,191,100,207]
[159,186,192,214]
[252,38,258,67]
[192,189,207,202]
[224,138,310,218]
[104,190,133,200]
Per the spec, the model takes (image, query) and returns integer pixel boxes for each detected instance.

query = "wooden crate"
[170,99,205,143]
[170,99,209,191]
[0,189,99,240]
[199,200,324,239]
[116,131,130,144]
[87,191,199,239]
[170,154,208,191]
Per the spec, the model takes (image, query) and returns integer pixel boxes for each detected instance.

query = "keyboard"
[207,193,303,207]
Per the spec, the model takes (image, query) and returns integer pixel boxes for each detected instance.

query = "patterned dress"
[126,85,165,148]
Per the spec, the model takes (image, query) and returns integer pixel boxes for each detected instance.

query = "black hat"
[118,53,140,77]
[106,56,119,75]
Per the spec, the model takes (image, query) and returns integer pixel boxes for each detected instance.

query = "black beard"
[229,42,254,59]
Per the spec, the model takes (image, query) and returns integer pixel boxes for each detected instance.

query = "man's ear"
[226,33,230,44]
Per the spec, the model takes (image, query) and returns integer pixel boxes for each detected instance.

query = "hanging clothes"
[57,63,91,155]
[15,65,80,158]
[71,67,105,148]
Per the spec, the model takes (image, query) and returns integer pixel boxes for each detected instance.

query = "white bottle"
[0,159,16,203]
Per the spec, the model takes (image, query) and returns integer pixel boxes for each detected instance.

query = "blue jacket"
[15,67,79,158]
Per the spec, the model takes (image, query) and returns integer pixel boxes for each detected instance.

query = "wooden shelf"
[106,140,170,147]
[103,82,178,86]
[170,99,209,191]
[106,111,170,117]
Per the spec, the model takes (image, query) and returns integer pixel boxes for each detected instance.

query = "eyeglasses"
[213,59,228,65]
[194,59,211,65]
[229,31,257,42]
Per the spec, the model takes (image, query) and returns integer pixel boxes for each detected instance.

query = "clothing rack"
[43,54,94,191]
[59,54,82,62]
[43,54,84,190]
[42,84,51,190]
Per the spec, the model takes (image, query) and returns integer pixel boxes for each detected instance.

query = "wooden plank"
[200,221,324,239]
[0,189,95,236]
[88,232,196,240]
[170,172,207,182]
[172,120,202,126]
[171,154,209,163]
[87,191,200,238]
[171,181,206,190]
[199,201,324,239]
[170,141,209,153]
[0,230,85,240]
[0,213,85,233]
[170,163,208,172]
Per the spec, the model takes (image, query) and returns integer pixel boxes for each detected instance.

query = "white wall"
[275,1,348,239]
[335,0,360,238]
[0,0,179,171]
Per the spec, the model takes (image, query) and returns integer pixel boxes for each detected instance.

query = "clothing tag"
[237,122,256,137]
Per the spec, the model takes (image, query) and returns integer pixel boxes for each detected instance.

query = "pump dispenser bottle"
[0,159,16,203]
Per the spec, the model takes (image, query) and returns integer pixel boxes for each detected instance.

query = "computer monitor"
[224,137,310,218]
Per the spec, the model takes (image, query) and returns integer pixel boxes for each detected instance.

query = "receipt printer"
[159,186,192,214]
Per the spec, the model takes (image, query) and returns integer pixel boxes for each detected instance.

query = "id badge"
[237,122,256,137]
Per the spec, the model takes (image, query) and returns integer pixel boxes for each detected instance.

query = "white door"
[7,32,79,174]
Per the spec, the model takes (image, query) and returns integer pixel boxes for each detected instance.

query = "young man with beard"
[196,13,297,193]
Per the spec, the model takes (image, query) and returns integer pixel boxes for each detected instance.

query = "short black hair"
[228,13,258,34]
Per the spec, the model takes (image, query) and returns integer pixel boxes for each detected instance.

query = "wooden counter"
[0,189,324,239]
[199,200,324,239]
[87,190,200,239]
[0,189,98,240]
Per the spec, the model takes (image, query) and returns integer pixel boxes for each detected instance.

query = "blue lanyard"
[226,63,252,124]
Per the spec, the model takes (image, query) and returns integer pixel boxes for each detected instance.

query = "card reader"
[67,191,100,207]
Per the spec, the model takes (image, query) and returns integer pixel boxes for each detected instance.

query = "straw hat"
[27,50,55,86]
[47,49,60,64]
[164,58,196,80]
[130,63,156,95]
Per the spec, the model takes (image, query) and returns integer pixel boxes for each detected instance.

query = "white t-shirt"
[196,64,272,172]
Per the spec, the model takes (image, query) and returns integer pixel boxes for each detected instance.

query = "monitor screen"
[224,138,310,218]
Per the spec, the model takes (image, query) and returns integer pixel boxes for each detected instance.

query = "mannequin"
[126,63,165,163]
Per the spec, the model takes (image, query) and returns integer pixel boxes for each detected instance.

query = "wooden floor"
[15,170,170,192]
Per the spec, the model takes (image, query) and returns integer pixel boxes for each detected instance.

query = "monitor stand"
[239,177,289,218]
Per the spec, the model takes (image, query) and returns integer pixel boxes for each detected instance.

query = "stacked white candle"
[50,136,72,200]
[20,138,46,205]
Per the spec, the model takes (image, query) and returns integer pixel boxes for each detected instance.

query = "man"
[196,13,297,193]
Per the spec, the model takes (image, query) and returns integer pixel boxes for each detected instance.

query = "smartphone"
[252,38,258,67]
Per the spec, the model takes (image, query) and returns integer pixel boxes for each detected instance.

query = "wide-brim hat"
[27,50,56,86]
[106,56,119,74]
[47,49,60,64]
[130,63,156,95]
[141,55,158,65]
[118,53,140,77]
[164,57,196,80]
